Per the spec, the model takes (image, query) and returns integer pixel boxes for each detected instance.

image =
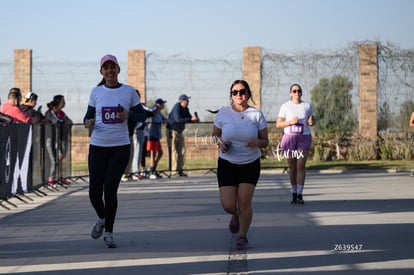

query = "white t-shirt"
[214,105,267,164]
[88,84,140,147]
[278,100,313,135]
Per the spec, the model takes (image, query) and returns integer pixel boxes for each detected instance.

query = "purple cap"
[100,54,119,67]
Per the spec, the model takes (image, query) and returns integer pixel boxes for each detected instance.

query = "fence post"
[13,49,32,95]
[359,44,378,140]
[243,47,262,109]
[128,50,146,103]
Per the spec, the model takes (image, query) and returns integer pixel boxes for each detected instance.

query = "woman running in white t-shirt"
[212,79,269,250]
[83,54,146,248]
[276,83,316,205]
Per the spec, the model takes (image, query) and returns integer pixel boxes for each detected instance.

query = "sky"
[1,0,413,123]
[1,0,413,62]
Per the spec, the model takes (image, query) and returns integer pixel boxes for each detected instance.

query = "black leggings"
[88,144,130,232]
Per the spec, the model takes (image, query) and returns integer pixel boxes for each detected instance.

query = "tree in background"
[310,75,357,134]
[396,100,414,132]
[377,101,394,132]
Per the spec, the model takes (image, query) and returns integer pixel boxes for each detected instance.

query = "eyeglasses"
[291,89,302,94]
[231,89,248,96]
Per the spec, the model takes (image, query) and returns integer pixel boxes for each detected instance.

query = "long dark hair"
[47,95,64,110]
[97,78,105,86]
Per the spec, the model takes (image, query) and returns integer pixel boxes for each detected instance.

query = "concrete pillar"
[242,47,262,108]
[359,44,378,140]
[14,49,32,96]
[128,50,146,103]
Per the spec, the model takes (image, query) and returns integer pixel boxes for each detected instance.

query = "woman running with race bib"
[276,83,316,205]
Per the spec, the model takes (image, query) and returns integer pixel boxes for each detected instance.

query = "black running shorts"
[217,157,260,187]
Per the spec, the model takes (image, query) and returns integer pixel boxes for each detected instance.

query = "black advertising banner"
[0,124,13,199]
[31,124,45,189]
[0,124,33,200]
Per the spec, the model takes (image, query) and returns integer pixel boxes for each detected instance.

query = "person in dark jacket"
[20,92,47,124]
[121,90,158,181]
[166,94,199,176]
[147,98,168,179]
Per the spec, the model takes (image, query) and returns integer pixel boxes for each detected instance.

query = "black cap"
[155,98,167,105]
[25,92,38,100]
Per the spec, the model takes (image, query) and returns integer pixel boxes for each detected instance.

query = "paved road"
[0,170,413,274]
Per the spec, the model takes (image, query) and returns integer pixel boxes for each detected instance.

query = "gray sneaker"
[104,232,117,248]
[91,219,105,239]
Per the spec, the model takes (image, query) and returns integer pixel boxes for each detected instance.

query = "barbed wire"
[1,42,413,126]
[261,45,359,122]
[377,41,414,126]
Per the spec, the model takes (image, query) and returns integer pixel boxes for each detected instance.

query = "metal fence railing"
[0,124,72,202]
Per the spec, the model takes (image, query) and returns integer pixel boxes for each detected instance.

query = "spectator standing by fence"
[44,95,73,187]
[20,92,46,124]
[122,94,159,181]
[276,83,315,205]
[166,94,199,177]
[212,79,268,250]
[83,54,146,248]
[0,88,31,123]
[147,98,168,179]
[122,89,143,182]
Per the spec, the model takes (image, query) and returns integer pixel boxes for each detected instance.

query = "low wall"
[70,124,219,164]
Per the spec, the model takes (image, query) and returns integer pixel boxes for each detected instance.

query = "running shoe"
[178,171,188,177]
[91,219,105,239]
[171,172,186,177]
[47,177,56,188]
[148,172,163,179]
[297,194,304,205]
[48,183,57,188]
[291,192,297,204]
[229,215,240,234]
[236,236,249,250]
[104,232,117,248]
[61,178,71,185]
[141,171,150,179]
